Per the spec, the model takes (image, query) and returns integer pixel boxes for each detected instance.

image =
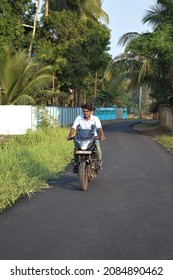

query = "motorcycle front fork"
[71,156,101,170]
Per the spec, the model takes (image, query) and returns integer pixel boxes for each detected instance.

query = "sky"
[102,0,155,57]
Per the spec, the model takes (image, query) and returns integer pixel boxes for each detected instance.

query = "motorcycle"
[69,125,101,191]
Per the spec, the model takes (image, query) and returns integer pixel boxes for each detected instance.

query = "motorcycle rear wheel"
[79,161,88,191]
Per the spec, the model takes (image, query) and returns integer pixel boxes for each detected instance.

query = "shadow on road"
[102,120,142,135]
[48,171,80,192]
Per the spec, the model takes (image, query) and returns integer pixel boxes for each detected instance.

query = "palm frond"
[42,89,55,97]
[138,59,152,82]
[0,44,54,104]
[13,95,36,105]
[83,0,109,23]
[118,32,140,47]
[142,4,165,26]
[20,74,53,97]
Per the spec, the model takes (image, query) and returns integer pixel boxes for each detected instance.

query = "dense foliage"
[0,0,111,106]
[0,45,54,105]
[106,0,173,112]
[0,0,36,48]
[37,11,110,103]
[2,0,173,111]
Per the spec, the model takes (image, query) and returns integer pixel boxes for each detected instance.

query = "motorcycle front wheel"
[79,161,88,191]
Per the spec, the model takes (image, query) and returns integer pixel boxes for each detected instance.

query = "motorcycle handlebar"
[67,135,100,141]
[95,136,101,140]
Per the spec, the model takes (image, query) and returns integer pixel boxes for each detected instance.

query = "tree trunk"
[78,90,82,107]
[45,0,49,16]
[74,89,78,107]
[94,71,97,107]
[28,0,40,59]
[0,86,2,105]
[139,86,142,118]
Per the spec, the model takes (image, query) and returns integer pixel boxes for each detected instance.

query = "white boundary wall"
[0,106,35,135]
[0,105,81,135]
[0,105,127,135]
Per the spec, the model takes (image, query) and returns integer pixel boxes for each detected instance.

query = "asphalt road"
[0,120,173,260]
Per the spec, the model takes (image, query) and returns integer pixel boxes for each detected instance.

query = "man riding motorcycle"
[66,103,105,173]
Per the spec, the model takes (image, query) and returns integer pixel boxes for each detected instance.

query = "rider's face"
[83,109,91,119]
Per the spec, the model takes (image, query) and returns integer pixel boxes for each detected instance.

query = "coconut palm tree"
[108,23,173,105]
[81,0,109,23]
[0,45,54,105]
[44,0,109,23]
[102,0,173,109]
[105,31,151,85]
[143,0,173,28]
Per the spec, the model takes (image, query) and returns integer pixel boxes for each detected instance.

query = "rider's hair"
[81,102,93,111]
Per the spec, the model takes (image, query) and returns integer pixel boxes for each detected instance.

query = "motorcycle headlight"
[81,140,91,150]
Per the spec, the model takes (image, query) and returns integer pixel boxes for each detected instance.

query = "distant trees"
[45,0,109,23]
[0,0,111,106]
[4,0,173,110]
[105,0,173,113]
[0,0,36,48]
[37,11,110,105]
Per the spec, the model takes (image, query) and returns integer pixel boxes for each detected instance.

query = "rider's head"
[81,102,93,112]
[81,103,93,119]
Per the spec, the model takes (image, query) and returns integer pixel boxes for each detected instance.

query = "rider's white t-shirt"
[72,114,102,136]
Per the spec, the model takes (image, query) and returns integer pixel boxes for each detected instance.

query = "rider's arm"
[94,116,105,141]
[98,127,105,141]
[67,128,76,140]
[67,116,81,140]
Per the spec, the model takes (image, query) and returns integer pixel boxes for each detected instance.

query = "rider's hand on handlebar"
[66,135,71,140]
[100,135,105,141]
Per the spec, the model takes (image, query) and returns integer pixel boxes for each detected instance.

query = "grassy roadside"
[155,134,173,153]
[133,120,173,153]
[1,119,172,213]
[0,127,73,213]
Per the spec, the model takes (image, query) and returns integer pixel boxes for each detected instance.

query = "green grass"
[0,127,73,212]
[155,134,173,151]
